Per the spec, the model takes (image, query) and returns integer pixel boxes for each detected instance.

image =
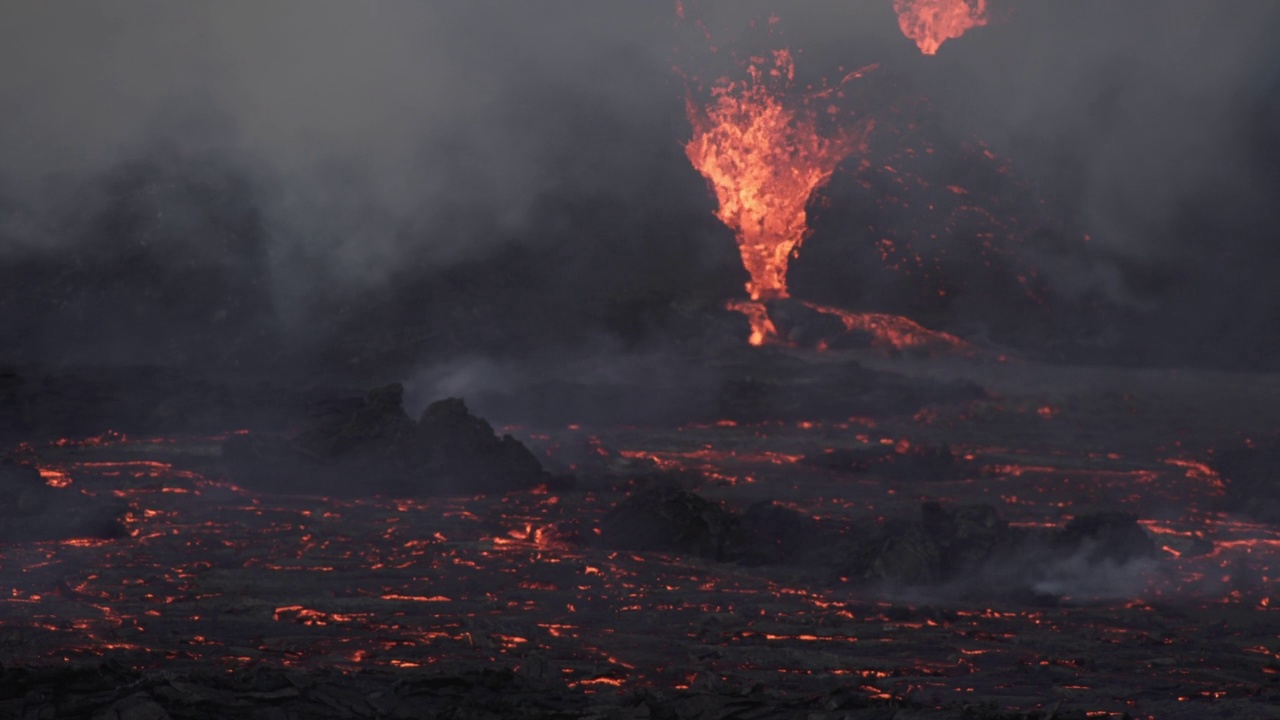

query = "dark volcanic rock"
[600,491,856,568]
[739,500,818,565]
[0,459,126,542]
[417,397,547,492]
[599,488,743,561]
[855,503,1008,585]
[846,503,1159,596]
[598,491,1160,601]
[1054,511,1157,564]
[1213,438,1280,525]
[712,349,985,424]
[805,443,966,481]
[865,522,945,584]
[0,366,23,408]
[766,298,865,348]
[0,364,356,449]
[223,384,546,496]
[0,662,1061,720]
[803,446,887,473]
[294,382,418,458]
[923,501,1011,572]
[0,460,48,514]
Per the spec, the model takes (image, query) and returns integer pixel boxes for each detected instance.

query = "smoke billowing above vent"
[0,1,1277,371]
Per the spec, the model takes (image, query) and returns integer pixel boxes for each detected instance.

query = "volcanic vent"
[677,6,1085,359]
[683,44,874,346]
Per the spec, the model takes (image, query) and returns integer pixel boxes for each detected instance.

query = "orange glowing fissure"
[684,49,873,346]
[801,301,971,353]
[893,0,988,55]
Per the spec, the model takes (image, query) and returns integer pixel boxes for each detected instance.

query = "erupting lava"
[684,49,872,345]
[893,0,988,55]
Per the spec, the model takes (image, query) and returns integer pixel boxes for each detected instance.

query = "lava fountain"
[683,49,873,345]
[893,0,988,55]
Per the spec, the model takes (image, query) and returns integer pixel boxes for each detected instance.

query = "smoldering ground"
[0,1,1278,377]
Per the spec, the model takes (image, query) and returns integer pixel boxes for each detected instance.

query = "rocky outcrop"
[739,500,818,565]
[804,444,967,481]
[1213,438,1280,525]
[856,505,1156,589]
[223,384,546,497]
[598,487,744,561]
[1054,511,1156,564]
[600,489,1160,599]
[0,459,126,543]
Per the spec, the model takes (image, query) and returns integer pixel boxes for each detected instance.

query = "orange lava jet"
[893,0,988,55]
[684,49,873,345]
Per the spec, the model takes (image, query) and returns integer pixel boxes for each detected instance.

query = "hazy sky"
[2,1,1274,223]
[1,1,1277,362]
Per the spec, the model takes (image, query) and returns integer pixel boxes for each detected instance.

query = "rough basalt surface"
[597,487,745,561]
[223,384,546,496]
[0,663,1074,720]
[1054,511,1157,564]
[0,459,126,543]
[804,443,968,481]
[1213,438,1280,525]
[738,500,819,565]
[600,490,1159,597]
[0,365,335,445]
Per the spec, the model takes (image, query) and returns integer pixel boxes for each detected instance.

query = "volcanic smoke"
[893,0,988,55]
[683,49,872,345]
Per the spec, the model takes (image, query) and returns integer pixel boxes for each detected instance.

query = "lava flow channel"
[893,0,989,55]
[684,48,873,345]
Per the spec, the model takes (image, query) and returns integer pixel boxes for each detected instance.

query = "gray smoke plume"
[0,1,1277,370]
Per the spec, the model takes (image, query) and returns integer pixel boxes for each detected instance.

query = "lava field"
[4,352,1280,719]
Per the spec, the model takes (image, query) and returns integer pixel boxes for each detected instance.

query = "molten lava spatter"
[802,301,972,354]
[725,298,779,347]
[684,49,872,345]
[893,0,988,55]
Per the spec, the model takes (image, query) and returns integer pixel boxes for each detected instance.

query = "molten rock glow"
[802,301,971,354]
[684,49,872,344]
[725,298,779,348]
[893,0,988,55]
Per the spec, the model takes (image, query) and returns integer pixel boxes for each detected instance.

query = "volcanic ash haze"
[0,2,1276,370]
